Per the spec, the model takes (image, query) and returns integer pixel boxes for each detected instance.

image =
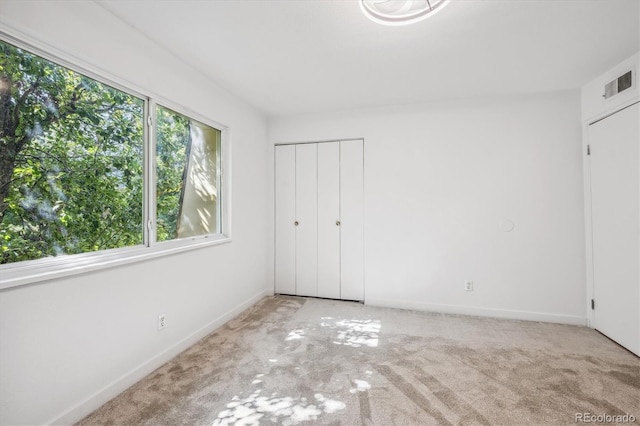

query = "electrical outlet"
[465,280,473,291]
[158,314,167,331]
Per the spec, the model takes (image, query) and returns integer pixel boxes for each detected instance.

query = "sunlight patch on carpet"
[350,379,372,393]
[320,318,381,347]
[212,390,345,426]
[285,329,306,341]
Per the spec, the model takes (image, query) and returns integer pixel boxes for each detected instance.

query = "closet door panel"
[295,144,318,297]
[317,142,341,299]
[340,140,364,301]
[589,102,640,355]
[274,145,296,295]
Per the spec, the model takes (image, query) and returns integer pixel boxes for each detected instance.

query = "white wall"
[0,2,272,425]
[269,91,586,325]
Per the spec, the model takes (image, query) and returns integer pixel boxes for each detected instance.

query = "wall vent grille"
[603,70,633,99]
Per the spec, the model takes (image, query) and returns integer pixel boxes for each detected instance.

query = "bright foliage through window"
[0,39,223,265]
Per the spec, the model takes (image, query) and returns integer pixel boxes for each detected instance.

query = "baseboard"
[48,289,271,425]
[365,298,587,326]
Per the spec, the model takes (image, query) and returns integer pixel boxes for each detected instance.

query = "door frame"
[583,99,639,328]
[274,137,365,147]
[273,137,365,301]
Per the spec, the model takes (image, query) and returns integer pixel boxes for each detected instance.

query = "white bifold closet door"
[274,145,296,295]
[317,142,341,299]
[340,140,364,301]
[295,144,318,297]
[274,139,364,301]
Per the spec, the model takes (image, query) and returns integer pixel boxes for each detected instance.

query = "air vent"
[603,70,633,99]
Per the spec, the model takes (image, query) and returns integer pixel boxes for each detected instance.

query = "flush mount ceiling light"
[360,0,450,26]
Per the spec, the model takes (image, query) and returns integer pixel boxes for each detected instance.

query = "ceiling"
[97,0,639,117]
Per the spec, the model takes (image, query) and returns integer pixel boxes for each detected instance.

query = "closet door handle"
[294,221,299,226]
[336,221,341,226]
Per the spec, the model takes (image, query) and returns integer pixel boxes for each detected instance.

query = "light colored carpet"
[78,296,639,425]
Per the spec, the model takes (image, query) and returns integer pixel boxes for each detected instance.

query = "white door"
[317,142,341,299]
[295,144,318,297]
[340,140,365,301]
[274,145,296,295]
[589,102,639,355]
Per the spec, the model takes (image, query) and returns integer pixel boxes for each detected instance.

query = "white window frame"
[0,31,232,290]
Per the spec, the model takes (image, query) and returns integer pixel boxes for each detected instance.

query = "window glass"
[0,40,144,264]
[155,105,221,242]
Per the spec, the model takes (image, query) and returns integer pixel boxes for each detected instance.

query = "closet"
[274,139,364,301]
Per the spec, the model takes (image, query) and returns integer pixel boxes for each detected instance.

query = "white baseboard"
[365,298,587,326]
[48,289,272,425]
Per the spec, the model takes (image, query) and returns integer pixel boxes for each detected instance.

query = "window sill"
[0,235,231,291]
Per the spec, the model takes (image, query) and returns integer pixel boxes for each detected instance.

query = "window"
[0,37,227,284]
[0,40,145,263]
[156,106,221,242]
